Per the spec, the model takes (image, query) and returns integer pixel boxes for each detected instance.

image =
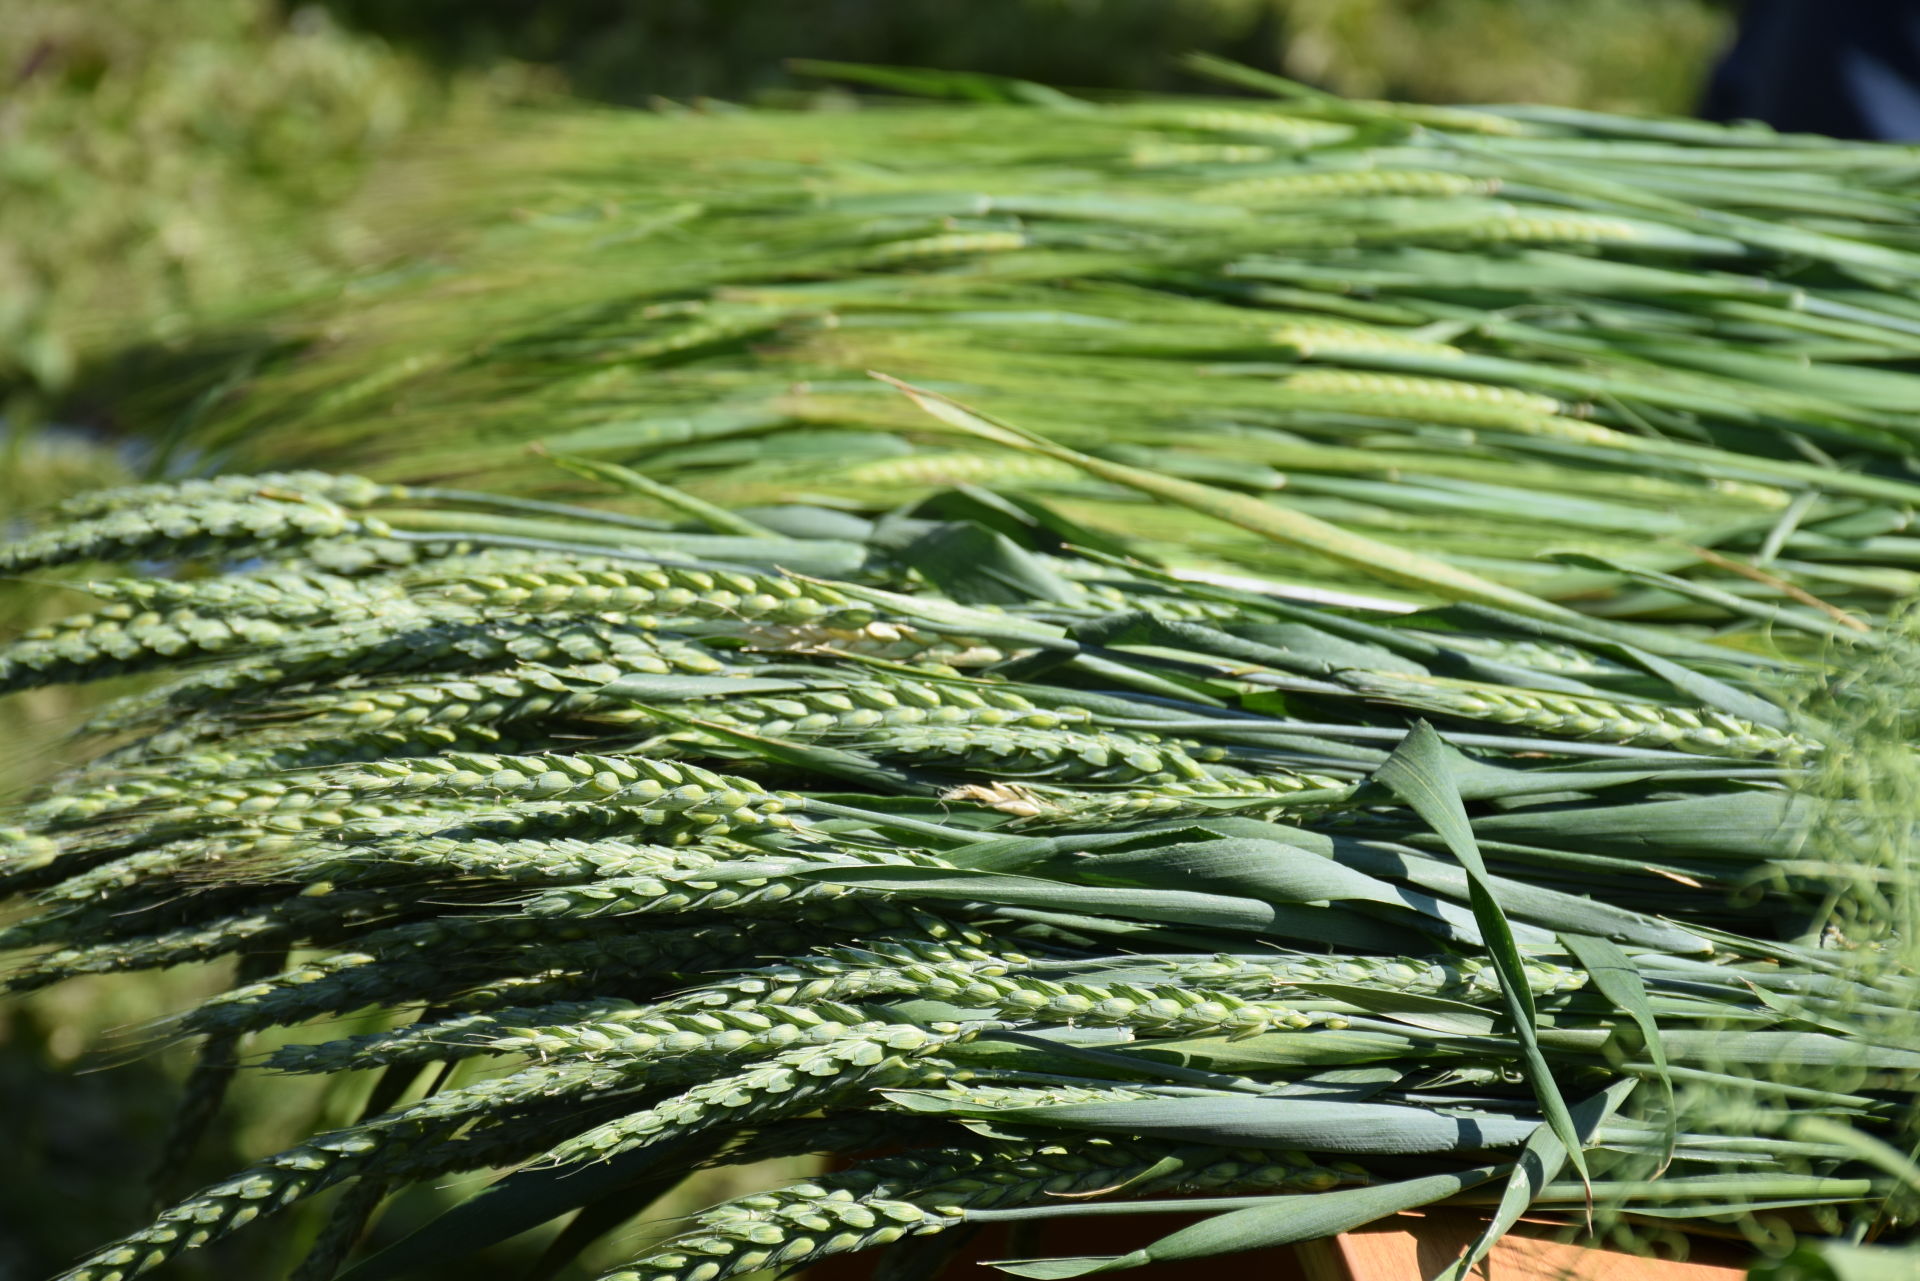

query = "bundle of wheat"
[3,460,1912,1279]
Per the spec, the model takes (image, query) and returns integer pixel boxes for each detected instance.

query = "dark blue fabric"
[1702,0,1920,141]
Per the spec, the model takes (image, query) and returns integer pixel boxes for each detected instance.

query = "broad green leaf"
[632,707,931,793]
[944,826,1231,874]
[1082,1029,1420,1072]
[1222,621,1428,677]
[1536,1029,1920,1069]
[900,520,1081,605]
[1067,837,1408,907]
[1516,1175,1885,1205]
[790,864,1274,927]
[1785,1118,1920,1196]
[1442,753,1785,802]
[537,401,789,454]
[1070,610,1371,685]
[1373,722,1593,1194]
[732,502,877,541]
[1469,791,1810,858]
[1545,550,1873,648]
[911,482,1139,560]
[789,864,1420,948]
[968,1028,1298,1095]
[885,1092,1540,1153]
[1330,840,1711,953]
[1560,932,1675,1171]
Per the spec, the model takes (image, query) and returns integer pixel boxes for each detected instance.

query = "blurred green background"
[1,3,1735,1278]
[0,0,1736,412]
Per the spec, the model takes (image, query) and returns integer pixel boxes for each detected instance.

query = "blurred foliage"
[0,1,537,404]
[312,0,1732,112]
[0,953,814,1280]
[0,428,128,796]
[0,0,1736,403]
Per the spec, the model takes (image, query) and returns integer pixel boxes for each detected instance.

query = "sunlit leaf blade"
[1430,1079,1637,1281]
[1372,722,1594,1194]
[1561,932,1676,1172]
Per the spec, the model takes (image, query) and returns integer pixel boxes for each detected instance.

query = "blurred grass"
[0,953,816,1280]
[0,2,1740,1278]
[312,0,1732,111]
[0,0,1736,408]
[0,0,538,407]
[1269,0,1731,111]
[0,428,128,803]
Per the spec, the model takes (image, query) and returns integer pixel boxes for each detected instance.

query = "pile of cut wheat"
[8,67,1919,1280]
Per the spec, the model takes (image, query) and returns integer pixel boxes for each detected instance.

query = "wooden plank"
[1305,1212,1747,1281]
[802,1212,1318,1280]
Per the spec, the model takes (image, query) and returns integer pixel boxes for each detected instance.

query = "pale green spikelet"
[1133,106,1354,147]
[539,1024,972,1166]
[855,723,1218,784]
[667,939,1033,1013]
[1341,669,1808,756]
[257,664,617,732]
[1098,951,1588,999]
[523,873,963,931]
[0,608,293,693]
[283,832,741,887]
[179,917,837,1037]
[1127,136,1279,166]
[52,472,401,520]
[335,752,796,832]
[25,725,511,842]
[897,971,1348,1036]
[1266,319,1469,360]
[1199,169,1493,204]
[833,452,1084,489]
[741,619,1013,667]
[79,568,398,620]
[1,495,383,576]
[946,769,1354,822]
[428,562,860,625]
[848,231,1030,268]
[600,673,1086,741]
[1281,368,1564,416]
[82,616,727,730]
